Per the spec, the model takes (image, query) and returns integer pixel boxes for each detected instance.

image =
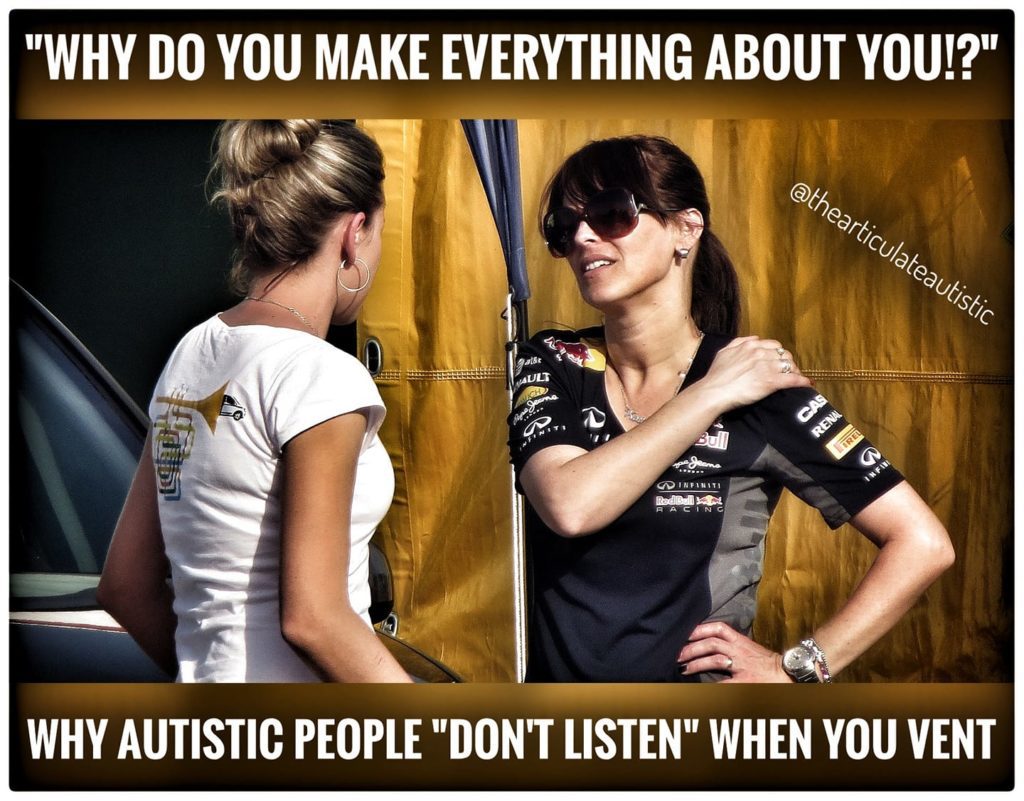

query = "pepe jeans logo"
[671,456,722,475]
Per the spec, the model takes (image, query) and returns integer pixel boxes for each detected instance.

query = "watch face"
[785,645,813,671]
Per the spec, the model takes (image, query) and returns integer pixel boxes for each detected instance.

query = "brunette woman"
[509,136,953,682]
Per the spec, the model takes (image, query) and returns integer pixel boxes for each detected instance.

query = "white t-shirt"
[148,315,394,682]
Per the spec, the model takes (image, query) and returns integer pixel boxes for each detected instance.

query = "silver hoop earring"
[675,247,690,260]
[338,258,371,293]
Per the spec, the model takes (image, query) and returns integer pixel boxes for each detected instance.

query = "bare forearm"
[522,336,812,537]
[680,484,953,683]
[99,434,178,677]
[525,382,727,536]
[100,581,178,677]
[810,519,953,676]
[284,611,412,683]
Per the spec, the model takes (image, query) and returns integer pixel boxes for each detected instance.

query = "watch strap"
[801,637,833,683]
[783,645,820,683]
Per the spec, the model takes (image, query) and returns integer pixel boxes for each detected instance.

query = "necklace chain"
[244,295,317,334]
[619,331,704,425]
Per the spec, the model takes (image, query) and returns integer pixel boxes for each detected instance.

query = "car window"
[10,296,143,610]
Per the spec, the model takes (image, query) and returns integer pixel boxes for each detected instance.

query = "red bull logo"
[695,494,722,506]
[695,429,729,451]
[542,337,606,371]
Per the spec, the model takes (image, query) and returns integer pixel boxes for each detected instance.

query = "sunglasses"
[543,188,676,258]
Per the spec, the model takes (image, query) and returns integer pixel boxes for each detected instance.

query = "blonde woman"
[99,120,410,682]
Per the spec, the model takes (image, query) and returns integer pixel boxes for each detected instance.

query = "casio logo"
[796,394,828,423]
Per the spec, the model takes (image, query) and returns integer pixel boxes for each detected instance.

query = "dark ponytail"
[692,230,740,337]
[541,135,741,337]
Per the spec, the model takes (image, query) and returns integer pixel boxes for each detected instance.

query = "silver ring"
[725,657,734,669]
[780,359,792,374]
[776,347,786,357]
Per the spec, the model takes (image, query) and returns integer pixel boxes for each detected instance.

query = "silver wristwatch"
[782,643,820,683]
[783,637,832,683]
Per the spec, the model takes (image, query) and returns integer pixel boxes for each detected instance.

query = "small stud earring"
[676,247,690,260]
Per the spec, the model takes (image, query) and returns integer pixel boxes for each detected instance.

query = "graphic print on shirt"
[856,445,893,483]
[653,479,725,514]
[513,354,544,378]
[542,336,607,371]
[694,420,730,452]
[511,389,562,428]
[152,381,246,500]
[582,406,610,444]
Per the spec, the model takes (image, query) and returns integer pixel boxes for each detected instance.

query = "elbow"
[280,607,322,654]
[281,601,352,655]
[933,531,956,575]
[537,505,595,539]
[95,577,115,615]
[96,570,130,622]
[918,523,955,582]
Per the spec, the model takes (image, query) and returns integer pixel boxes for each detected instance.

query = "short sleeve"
[507,332,595,478]
[265,341,385,452]
[751,387,904,528]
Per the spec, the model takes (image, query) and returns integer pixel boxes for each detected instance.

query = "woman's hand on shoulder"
[678,621,793,683]
[697,336,811,412]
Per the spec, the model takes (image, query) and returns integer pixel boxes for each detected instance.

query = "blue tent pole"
[461,120,530,345]
[462,119,530,682]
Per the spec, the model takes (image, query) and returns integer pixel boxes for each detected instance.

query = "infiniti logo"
[581,406,606,431]
[523,416,552,436]
[859,447,882,467]
[656,480,676,491]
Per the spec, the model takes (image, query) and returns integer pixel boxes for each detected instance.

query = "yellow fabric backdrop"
[360,119,1012,683]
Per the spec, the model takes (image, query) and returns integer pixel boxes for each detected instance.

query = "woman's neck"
[603,298,701,377]
[225,255,338,338]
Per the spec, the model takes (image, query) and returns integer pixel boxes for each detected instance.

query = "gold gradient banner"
[11,11,1012,119]
[12,684,1012,790]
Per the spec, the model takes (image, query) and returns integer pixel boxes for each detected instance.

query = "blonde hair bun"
[210,119,385,292]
